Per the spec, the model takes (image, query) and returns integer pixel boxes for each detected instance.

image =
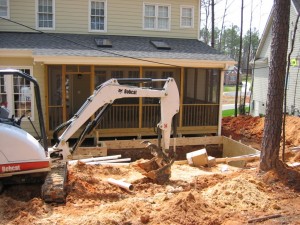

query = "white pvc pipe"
[86,158,131,165]
[107,178,134,191]
[68,155,121,165]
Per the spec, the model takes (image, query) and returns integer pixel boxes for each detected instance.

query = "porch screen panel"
[94,67,139,129]
[142,68,180,128]
[182,69,220,127]
[48,66,63,130]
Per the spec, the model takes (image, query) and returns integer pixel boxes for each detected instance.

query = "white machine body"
[0,123,50,177]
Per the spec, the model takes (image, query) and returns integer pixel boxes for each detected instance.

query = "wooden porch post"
[180,67,184,128]
[62,65,67,122]
[139,66,143,129]
[218,67,225,136]
[44,65,49,133]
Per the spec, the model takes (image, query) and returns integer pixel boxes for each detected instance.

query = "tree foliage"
[201,26,260,70]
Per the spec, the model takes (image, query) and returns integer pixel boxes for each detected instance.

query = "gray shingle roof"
[0,32,233,61]
[293,0,300,14]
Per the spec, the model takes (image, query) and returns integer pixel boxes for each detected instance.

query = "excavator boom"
[53,77,180,161]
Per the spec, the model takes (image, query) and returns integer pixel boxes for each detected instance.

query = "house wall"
[286,7,300,116]
[1,0,199,39]
[251,65,268,116]
[0,57,46,137]
[251,14,272,116]
[252,4,300,117]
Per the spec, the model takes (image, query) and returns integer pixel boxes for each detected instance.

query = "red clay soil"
[1,116,300,224]
[222,115,300,151]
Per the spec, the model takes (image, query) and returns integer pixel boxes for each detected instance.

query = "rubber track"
[41,162,67,203]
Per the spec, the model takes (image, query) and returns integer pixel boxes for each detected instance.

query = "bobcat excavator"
[0,69,179,203]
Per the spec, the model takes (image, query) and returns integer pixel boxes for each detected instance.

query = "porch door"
[66,73,91,120]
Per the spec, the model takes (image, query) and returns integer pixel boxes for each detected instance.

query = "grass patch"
[223,85,238,92]
[222,107,250,117]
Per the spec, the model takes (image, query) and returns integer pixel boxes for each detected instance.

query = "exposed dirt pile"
[222,115,300,150]
[1,115,300,224]
[203,174,270,211]
[1,162,300,225]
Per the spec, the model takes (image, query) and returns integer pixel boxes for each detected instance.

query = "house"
[224,66,242,85]
[0,0,234,142]
[251,0,300,117]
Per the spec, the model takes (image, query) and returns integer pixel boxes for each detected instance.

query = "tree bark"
[260,0,290,171]
[234,0,243,117]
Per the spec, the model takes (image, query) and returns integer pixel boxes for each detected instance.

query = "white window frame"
[0,67,35,121]
[89,0,107,32]
[143,3,171,31]
[0,0,10,19]
[180,5,194,28]
[35,0,55,30]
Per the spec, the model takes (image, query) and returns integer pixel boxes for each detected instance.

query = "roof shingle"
[0,32,233,61]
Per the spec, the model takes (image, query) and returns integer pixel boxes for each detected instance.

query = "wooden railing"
[47,104,219,131]
[182,104,219,126]
[99,105,139,129]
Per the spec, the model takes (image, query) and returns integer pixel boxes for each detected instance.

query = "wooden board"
[71,146,107,159]
[101,136,223,149]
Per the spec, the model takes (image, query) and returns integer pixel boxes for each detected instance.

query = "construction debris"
[107,178,134,191]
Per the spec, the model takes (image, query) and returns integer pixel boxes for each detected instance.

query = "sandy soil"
[1,116,300,225]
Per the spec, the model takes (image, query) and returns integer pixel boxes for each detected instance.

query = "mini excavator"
[0,69,179,202]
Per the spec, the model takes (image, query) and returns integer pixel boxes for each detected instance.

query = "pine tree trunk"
[260,0,290,171]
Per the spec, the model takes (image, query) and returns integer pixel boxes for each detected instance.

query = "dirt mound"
[66,162,132,202]
[203,174,271,211]
[150,191,222,225]
[222,115,300,150]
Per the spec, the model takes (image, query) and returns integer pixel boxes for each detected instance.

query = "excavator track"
[41,162,67,203]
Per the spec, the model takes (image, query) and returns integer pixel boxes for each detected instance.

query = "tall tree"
[234,0,244,117]
[211,0,215,48]
[260,0,290,171]
[201,0,211,44]
[218,0,229,51]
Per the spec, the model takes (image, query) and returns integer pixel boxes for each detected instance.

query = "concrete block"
[207,156,216,167]
[186,148,208,167]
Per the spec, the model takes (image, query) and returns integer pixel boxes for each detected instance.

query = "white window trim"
[35,0,55,30]
[143,2,171,31]
[0,0,10,19]
[180,5,194,28]
[88,0,107,33]
[0,66,35,121]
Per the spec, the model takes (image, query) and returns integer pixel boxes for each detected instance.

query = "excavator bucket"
[133,141,174,184]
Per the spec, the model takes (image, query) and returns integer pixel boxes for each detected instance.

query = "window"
[143,3,170,31]
[180,6,194,28]
[0,0,9,18]
[89,0,107,32]
[0,68,35,120]
[36,0,55,29]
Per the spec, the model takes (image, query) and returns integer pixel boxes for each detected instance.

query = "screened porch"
[46,65,221,139]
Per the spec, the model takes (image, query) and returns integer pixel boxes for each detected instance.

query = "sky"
[212,0,274,37]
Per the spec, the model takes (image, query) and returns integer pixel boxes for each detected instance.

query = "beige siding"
[1,0,199,39]
[0,57,46,138]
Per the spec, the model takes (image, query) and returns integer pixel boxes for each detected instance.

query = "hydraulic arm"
[52,77,180,160]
